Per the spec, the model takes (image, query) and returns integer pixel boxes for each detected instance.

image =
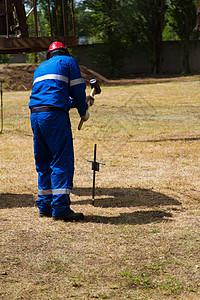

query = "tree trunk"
[147,0,165,74]
[183,14,191,74]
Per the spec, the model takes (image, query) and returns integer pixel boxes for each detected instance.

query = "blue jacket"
[29,55,88,117]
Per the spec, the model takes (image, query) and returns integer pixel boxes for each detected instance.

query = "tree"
[76,0,130,77]
[169,0,196,73]
[132,0,168,73]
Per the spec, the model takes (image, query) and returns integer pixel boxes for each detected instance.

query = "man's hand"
[86,95,94,107]
[81,111,90,122]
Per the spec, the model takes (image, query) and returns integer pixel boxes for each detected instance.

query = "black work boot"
[53,211,84,222]
[39,211,52,218]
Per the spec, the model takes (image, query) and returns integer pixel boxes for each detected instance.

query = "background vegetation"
[75,0,198,74]
[1,0,199,74]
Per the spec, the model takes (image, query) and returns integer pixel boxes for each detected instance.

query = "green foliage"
[169,0,196,41]
[24,0,74,37]
[162,13,179,41]
[168,0,197,73]
[25,0,52,37]
[0,54,10,64]
[76,0,169,74]
[22,0,198,75]
[76,0,134,76]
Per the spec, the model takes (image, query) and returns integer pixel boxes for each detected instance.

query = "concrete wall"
[10,40,200,76]
[10,53,28,63]
[74,40,200,76]
[162,41,200,74]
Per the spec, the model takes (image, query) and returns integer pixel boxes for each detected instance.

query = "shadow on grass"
[0,193,35,209]
[84,210,172,225]
[72,187,181,208]
[144,136,200,143]
[0,191,175,225]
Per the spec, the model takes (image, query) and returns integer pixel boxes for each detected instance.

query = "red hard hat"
[48,41,65,52]
[47,41,68,59]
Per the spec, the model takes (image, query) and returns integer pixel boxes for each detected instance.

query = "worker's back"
[29,55,87,116]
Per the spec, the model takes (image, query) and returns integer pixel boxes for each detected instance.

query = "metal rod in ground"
[0,81,3,134]
[87,144,105,206]
[92,144,97,206]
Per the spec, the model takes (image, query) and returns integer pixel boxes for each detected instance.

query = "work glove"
[86,95,94,107]
[82,110,90,122]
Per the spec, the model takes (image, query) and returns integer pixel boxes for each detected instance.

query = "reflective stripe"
[38,188,71,195]
[52,188,71,195]
[70,78,85,86]
[33,74,69,84]
[38,189,52,195]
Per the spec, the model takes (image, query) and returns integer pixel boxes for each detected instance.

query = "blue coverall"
[29,55,88,217]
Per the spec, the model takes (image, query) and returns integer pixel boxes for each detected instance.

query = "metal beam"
[13,0,29,37]
[0,36,77,54]
[62,0,68,37]
[5,0,9,37]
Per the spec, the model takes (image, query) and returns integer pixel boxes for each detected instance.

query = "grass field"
[1,78,200,299]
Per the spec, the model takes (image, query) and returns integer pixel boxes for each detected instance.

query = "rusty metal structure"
[196,0,200,31]
[0,0,77,54]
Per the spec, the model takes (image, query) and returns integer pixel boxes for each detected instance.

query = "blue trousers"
[30,110,74,216]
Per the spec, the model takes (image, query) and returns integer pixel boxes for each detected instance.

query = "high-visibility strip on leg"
[52,188,71,195]
[38,188,71,195]
[38,189,52,195]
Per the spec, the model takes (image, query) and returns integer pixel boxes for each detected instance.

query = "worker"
[29,41,91,222]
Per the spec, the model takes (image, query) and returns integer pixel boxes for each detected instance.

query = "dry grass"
[1,78,200,299]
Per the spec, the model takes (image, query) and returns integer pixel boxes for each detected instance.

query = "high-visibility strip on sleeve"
[38,188,71,195]
[33,74,69,84]
[70,78,85,87]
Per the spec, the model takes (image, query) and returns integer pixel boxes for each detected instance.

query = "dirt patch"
[0,64,37,91]
[0,63,108,91]
[0,63,109,91]
[0,63,199,91]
